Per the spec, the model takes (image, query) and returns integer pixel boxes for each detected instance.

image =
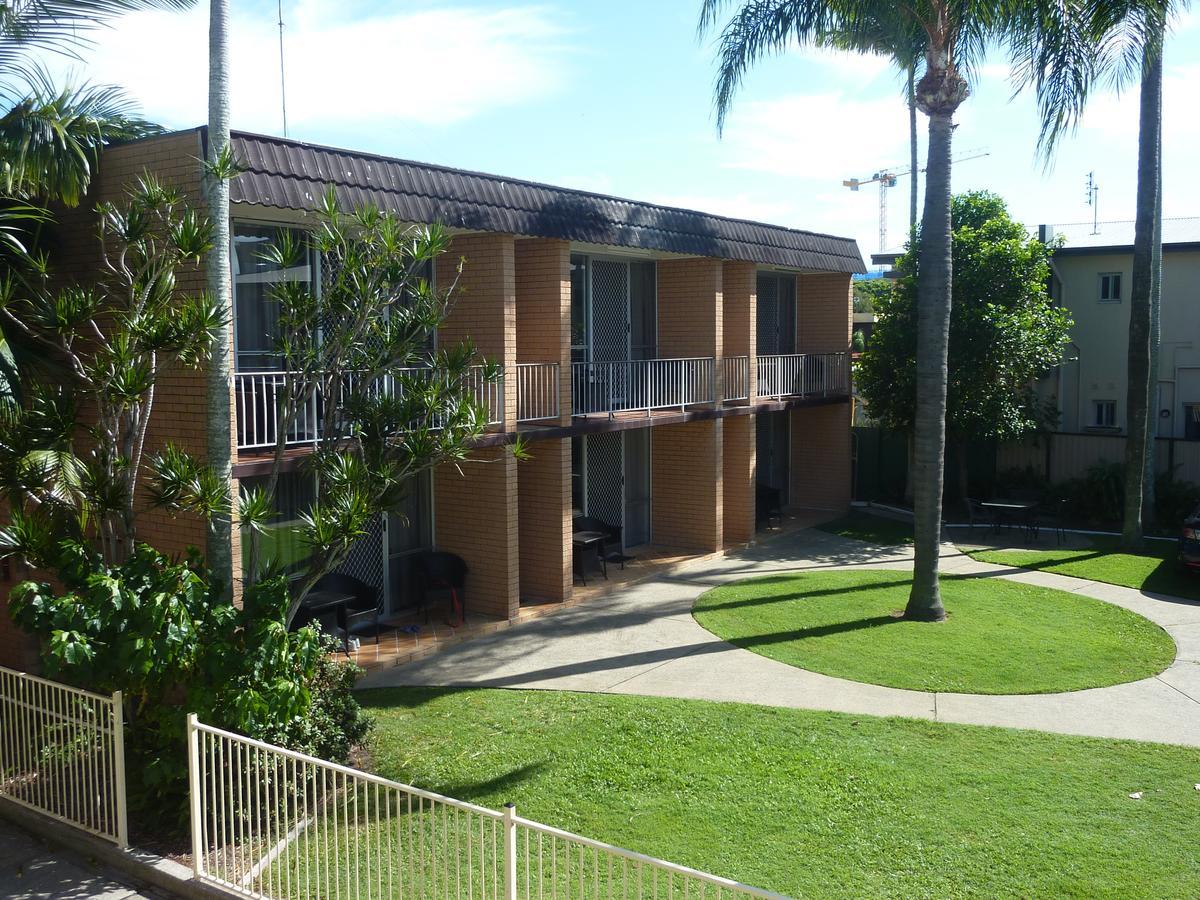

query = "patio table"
[572,531,609,585]
[980,500,1039,543]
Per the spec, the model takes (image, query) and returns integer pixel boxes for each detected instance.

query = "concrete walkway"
[359,527,1200,747]
[0,819,165,900]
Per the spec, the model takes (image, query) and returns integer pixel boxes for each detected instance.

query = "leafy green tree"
[156,188,508,623]
[857,191,1072,506]
[853,277,892,314]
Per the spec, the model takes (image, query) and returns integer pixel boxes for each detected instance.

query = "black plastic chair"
[313,572,383,645]
[1033,498,1068,546]
[965,498,994,534]
[572,515,628,568]
[756,484,783,527]
[415,551,468,626]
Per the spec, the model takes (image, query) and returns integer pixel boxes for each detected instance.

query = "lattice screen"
[336,514,385,594]
[591,260,628,362]
[586,432,623,530]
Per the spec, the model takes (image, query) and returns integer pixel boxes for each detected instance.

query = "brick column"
[797,272,853,352]
[722,260,756,403]
[435,447,519,619]
[515,238,572,423]
[437,233,518,428]
[517,438,571,602]
[722,415,756,546]
[658,257,722,400]
[652,419,722,552]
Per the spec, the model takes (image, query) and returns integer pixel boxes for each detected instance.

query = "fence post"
[187,714,204,877]
[112,690,128,849]
[503,802,517,900]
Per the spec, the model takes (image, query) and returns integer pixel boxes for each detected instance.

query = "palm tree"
[1011,0,1171,547]
[700,0,1011,621]
[205,0,234,595]
[822,19,926,232]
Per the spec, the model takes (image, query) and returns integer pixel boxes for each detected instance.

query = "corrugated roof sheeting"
[225,130,866,274]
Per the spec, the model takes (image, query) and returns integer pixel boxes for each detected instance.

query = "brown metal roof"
[200,128,864,274]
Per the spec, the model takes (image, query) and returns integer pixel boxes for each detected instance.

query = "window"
[1098,272,1123,303]
[1092,400,1116,428]
[240,472,316,578]
[232,223,315,371]
[1185,404,1200,441]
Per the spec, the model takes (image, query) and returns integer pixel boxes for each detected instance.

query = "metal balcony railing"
[572,358,715,418]
[722,355,750,401]
[756,352,849,401]
[235,366,504,452]
[515,362,560,422]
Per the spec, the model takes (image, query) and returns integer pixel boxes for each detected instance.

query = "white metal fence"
[516,363,560,422]
[188,716,785,900]
[235,367,505,451]
[0,666,127,847]
[756,353,848,401]
[722,356,750,402]
[572,358,716,418]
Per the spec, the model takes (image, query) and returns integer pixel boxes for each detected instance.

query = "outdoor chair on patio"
[572,515,630,569]
[414,551,468,627]
[965,498,994,534]
[313,572,383,645]
[1033,498,1069,546]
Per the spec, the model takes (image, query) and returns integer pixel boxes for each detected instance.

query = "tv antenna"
[277,0,289,137]
[1086,172,1099,234]
[843,148,990,254]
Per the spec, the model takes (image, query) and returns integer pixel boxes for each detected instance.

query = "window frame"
[1091,399,1117,429]
[1097,272,1123,304]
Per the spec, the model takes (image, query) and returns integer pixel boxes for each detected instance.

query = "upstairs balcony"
[757,352,850,401]
[572,358,716,418]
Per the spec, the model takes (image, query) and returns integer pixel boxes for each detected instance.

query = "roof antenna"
[277,0,289,137]
[1086,172,1099,235]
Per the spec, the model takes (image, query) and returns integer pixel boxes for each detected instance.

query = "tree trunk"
[908,65,919,234]
[205,0,234,595]
[905,110,953,623]
[1142,114,1163,530]
[1121,44,1162,550]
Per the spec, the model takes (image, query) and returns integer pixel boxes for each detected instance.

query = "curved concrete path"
[359,527,1200,747]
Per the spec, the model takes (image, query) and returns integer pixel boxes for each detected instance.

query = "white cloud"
[719,91,914,180]
[42,2,568,133]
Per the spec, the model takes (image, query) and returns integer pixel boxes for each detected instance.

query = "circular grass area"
[692,570,1176,694]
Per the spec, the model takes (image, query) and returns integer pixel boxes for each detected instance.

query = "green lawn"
[692,569,1174,693]
[815,510,913,545]
[966,538,1200,601]
[360,687,1200,899]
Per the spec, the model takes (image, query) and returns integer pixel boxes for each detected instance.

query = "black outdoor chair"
[313,572,383,645]
[572,515,630,569]
[965,498,994,534]
[756,484,783,527]
[414,551,468,626]
[1033,498,1068,546]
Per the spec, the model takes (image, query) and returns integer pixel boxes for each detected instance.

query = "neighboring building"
[1039,218,1200,437]
[0,128,862,664]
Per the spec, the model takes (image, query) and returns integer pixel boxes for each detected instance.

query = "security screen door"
[756,272,796,355]
[623,429,651,547]
[756,410,790,505]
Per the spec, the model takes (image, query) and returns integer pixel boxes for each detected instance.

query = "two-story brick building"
[0,127,863,665]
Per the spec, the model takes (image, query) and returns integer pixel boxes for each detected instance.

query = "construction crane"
[843,148,990,254]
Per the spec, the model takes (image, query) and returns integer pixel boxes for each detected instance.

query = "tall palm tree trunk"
[908,64,918,232]
[1122,43,1162,549]
[905,105,954,622]
[1142,137,1163,528]
[205,0,234,594]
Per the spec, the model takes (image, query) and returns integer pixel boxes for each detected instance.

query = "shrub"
[9,544,368,830]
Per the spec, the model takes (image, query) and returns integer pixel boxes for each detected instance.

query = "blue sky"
[59,0,1200,262]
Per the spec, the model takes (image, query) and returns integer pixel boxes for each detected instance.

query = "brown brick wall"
[723,260,756,401]
[651,419,722,551]
[517,439,571,602]
[437,233,517,427]
[722,415,756,546]
[514,238,571,423]
[789,404,852,513]
[434,446,519,619]
[657,258,723,360]
[2,132,213,667]
[797,272,853,353]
